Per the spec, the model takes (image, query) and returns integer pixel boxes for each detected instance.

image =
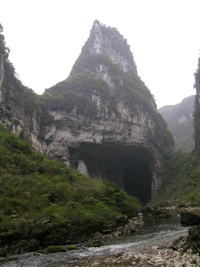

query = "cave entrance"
[77,143,153,204]
[123,157,152,204]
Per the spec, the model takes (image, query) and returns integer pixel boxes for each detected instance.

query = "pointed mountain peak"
[76,20,137,75]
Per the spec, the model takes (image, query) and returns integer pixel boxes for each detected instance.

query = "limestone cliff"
[194,58,200,150]
[0,54,47,151]
[0,25,51,152]
[0,21,174,203]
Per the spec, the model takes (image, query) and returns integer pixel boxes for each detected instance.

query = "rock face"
[0,21,174,203]
[0,54,45,151]
[87,20,138,75]
[194,58,200,151]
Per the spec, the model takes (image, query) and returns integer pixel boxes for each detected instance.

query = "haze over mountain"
[158,95,195,152]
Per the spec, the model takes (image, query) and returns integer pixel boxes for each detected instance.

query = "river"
[0,212,190,267]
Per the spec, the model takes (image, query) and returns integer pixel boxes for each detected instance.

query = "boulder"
[168,225,200,254]
[180,211,200,226]
[168,236,189,251]
[188,225,200,253]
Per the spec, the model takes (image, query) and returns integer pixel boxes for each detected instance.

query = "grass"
[0,124,142,241]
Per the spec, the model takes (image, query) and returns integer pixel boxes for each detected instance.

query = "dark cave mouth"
[123,157,152,204]
[77,143,153,204]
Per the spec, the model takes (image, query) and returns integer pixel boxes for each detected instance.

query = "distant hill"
[158,95,195,152]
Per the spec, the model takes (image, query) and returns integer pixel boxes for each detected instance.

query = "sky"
[0,0,200,108]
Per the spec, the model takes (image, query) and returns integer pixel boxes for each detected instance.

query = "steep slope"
[194,58,200,150]
[158,95,195,152]
[0,25,50,151]
[149,149,200,207]
[0,21,174,203]
[0,124,141,255]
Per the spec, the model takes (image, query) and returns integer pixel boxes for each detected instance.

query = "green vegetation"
[194,57,200,150]
[0,24,17,88]
[150,149,200,206]
[0,24,9,57]
[0,24,52,131]
[193,95,200,150]
[150,62,200,207]
[0,124,141,240]
[45,53,153,116]
[42,72,111,117]
[71,53,154,107]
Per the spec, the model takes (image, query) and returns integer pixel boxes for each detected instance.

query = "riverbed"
[0,213,193,267]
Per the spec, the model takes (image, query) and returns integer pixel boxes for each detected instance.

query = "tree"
[193,95,200,151]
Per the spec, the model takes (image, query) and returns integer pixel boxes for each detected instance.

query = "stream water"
[0,212,190,267]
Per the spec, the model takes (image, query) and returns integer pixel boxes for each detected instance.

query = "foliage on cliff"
[193,95,200,151]
[0,24,9,57]
[150,149,200,206]
[150,58,200,207]
[0,124,141,240]
[194,58,200,151]
[0,24,17,86]
[0,24,53,134]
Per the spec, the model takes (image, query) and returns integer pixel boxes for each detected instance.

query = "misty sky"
[0,0,200,108]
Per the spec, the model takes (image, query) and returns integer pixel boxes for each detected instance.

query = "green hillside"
[150,149,200,207]
[0,124,141,246]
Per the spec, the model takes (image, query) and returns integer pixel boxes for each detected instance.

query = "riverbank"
[1,242,199,267]
[0,214,144,258]
[65,247,200,266]
[1,211,196,267]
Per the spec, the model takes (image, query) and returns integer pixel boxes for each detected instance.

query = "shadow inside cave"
[76,143,153,204]
[123,157,152,203]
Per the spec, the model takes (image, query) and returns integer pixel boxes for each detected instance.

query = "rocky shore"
[65,247,200,266]
[66,208,200,267]
[0,215,144,258]
[87,215,144,247]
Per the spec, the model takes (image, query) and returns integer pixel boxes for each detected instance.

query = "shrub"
[150,150,200,206]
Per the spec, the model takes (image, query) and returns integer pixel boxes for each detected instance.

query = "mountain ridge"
[158,95,195,151]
